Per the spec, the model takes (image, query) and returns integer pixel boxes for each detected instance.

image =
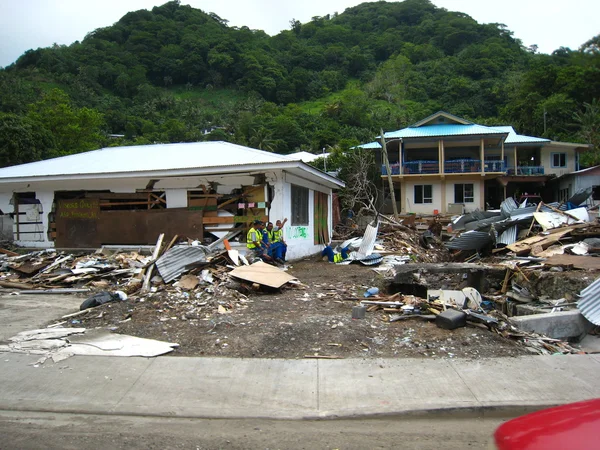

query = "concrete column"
[441,179,446,214]
[399,141,403,175]
[501,141,505,169]
[480,139,484,175]
[440,140,445,174]
[37,191,55,246]
[480,181,485,210]
[400,179,407,213]
[514,147,518,172]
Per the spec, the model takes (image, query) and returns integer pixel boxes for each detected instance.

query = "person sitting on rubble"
[321,244,350,263]
[273,218,288,261]
[265,220,287,264]
[247,220,272,263]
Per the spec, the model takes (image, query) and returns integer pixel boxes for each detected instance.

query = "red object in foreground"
[494,398,600,450]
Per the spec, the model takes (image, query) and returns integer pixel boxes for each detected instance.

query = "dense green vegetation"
[0,0,599,167]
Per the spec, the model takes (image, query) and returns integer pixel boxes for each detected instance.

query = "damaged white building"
[0,141,344,260]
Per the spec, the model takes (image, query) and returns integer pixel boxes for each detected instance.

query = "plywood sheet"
[229,261,297,288]
[544,254,600,270]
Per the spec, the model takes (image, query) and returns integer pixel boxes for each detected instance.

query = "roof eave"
[0,161,345,188]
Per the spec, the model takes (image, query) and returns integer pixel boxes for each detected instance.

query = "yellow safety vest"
[333,253,344,263]
[267,229,276,243]
[273,229,283,242]
[247,227,259,249]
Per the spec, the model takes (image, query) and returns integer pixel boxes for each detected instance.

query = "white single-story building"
[554,165,600,205]
[0,141,344,260]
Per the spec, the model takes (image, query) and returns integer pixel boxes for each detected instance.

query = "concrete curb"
[1,353,599,421]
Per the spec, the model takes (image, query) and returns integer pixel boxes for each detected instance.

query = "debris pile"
[0,233,299,317]
[357,286,580,355]
[446,188,597,260]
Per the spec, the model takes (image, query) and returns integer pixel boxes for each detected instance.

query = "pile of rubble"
[446,188,596,259]
[0,232,298,317]
[355,283,581,355]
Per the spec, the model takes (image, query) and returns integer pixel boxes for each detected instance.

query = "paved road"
[0,293,82,341]
[0,410,509,450]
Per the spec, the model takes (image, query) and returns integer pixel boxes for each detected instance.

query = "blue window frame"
[551,153,567,168]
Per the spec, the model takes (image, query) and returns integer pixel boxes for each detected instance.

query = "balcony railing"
[402,160,440,174]
[445,159,481,173]
[382,160,507,175]
[507,166,545,175]
[483,160,506,172]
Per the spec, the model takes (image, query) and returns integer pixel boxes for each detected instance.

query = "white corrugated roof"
[0,141,300,180]
[287,151,330,163]
[492,126,550,144]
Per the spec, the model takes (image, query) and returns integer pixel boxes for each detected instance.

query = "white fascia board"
[0,161,344,188]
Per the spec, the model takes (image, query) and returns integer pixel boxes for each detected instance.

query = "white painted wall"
[4,169,335,258]
[445,179,482,213]
[403,180,442,215]
[541,146,576,177]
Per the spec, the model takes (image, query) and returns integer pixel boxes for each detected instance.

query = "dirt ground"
[53,257,529,359]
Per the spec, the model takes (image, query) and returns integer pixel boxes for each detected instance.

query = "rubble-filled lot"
[2,197,600,361]
[62,259,528,359]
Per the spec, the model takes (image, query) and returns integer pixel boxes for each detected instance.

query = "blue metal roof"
[352,141,382,149]
[384,123,508,139]
[491,126,550,144]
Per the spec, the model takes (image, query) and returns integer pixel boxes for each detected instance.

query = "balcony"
[382,160,506,175]
[506,166,545,176]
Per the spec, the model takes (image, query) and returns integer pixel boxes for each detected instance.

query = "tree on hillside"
[26,89,105,155]
[574,99,600,167]
[0,113,56,167]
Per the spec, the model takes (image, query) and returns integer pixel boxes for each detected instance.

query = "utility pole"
[380,129,398,219]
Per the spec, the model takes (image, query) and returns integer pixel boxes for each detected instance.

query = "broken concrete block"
[435,309,467,330]
[510,310,594,341]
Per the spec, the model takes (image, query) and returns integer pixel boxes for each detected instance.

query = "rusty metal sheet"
[544,254,600,271]
[56,208,203,248]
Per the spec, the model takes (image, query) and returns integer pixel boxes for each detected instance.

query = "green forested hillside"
[0,0,599,167]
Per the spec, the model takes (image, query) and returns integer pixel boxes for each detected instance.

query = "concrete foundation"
[510,310,594,342]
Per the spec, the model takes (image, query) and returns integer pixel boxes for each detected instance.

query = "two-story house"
[358,111,590,215]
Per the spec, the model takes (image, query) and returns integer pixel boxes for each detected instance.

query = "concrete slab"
[579,335,600,353]
[115,357,319,419]
[451,356,599,408]
[0,294,83,341]
[0,353,154,413]
[318,358,479,417]
[510,311,593,341]
[590,354,600,364]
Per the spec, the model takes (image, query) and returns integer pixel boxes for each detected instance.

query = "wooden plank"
[56,208,203,248]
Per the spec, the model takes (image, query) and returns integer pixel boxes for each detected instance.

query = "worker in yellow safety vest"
[321,245,350,263]
[247,220,272,262]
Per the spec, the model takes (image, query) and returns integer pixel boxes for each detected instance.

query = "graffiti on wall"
[288,226,309,240]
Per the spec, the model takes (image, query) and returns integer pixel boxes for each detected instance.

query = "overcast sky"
[1,0,598,68]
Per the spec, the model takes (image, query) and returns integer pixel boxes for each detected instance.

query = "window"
[414,185,432,204]
[291,185,309,225]
[551,153,567,168]
[455,183,474,203]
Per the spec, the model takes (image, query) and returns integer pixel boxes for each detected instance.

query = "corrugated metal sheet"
[384,124,508,139]
[464,216,505,231]
[155,245,209,283]
[568,187,593,206]
[578,277,600,326]
[355,220,379,259]
[0,141,299,180]
[353,141,382,149]
[446,231,493,250]
[498,225,518,246]
[492,126,550,144]
[501,197,518,217]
